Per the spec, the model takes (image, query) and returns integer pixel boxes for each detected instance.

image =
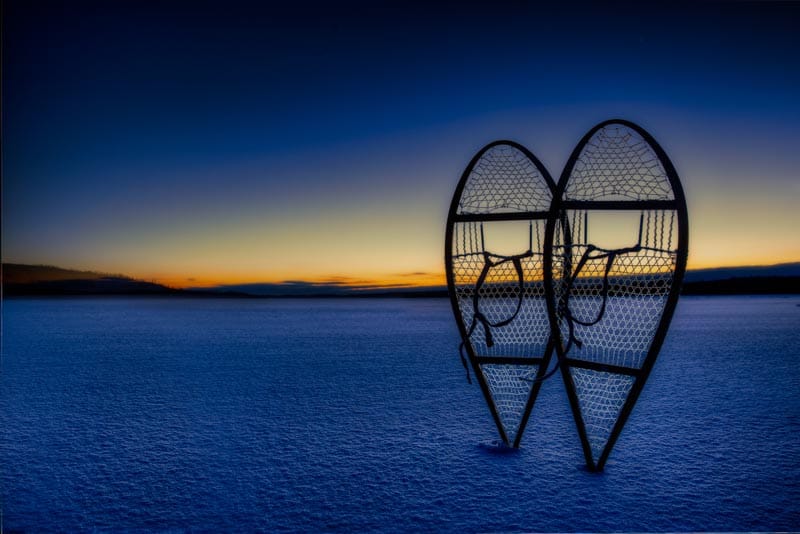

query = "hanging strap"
[458,340,472,384]
[559,243,641,355]
[467,250,532,347]
[458,249,533,384]
[519,354,562,384]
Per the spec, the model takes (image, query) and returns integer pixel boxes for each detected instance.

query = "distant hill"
[2,264,180,296]
[684,262,800,282]
[681,262,800,295]
[683,276,800,295]
[3,263,114,284]
[1,263,254,297]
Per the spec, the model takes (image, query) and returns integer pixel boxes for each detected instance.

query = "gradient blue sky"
[3,1,799,287]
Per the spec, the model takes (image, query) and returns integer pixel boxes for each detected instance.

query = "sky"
[3,0,799,288]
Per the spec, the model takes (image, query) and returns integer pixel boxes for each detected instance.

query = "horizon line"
[4,259,800,291]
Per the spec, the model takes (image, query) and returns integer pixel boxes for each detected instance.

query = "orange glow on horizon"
[146,270,448,290]
[139,256,799,290]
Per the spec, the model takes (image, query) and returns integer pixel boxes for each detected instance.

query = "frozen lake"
[2,296,799,531]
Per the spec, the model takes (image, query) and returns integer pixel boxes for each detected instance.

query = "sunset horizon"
[5,257,800,290]
[4,3,799,291]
